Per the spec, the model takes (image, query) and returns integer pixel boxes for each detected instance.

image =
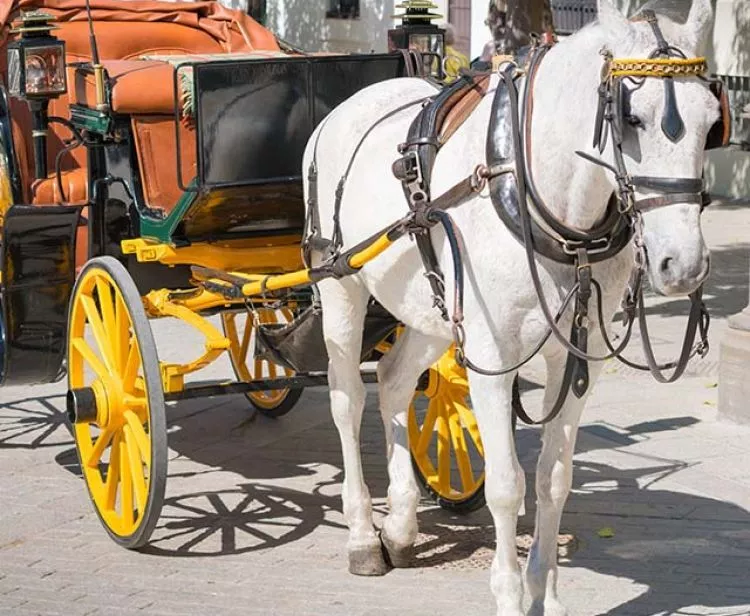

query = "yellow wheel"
[221,308,303,417]
[408,348,486,512]
[68,257,167,549]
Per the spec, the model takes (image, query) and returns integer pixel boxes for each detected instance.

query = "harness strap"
[636,192,703,213]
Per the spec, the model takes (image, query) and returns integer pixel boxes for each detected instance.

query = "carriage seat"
[31,168,89,205]
[71,60,177,115]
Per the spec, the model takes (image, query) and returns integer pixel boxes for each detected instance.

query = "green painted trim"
[138,182,198,243]
[69,104,112,135]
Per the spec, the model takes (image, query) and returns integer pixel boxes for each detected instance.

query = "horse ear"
[685,0,714,50]
[597,0,631,38]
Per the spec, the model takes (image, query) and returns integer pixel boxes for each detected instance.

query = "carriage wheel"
[67,257,167,549]
[408,347,486,513]
[221,308,303,418]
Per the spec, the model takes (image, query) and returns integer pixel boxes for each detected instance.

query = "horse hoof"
[348,545,390,576]
[380,532,414,568]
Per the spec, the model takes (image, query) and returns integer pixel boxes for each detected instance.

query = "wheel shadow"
[141,482,346,557]
[0,393,73,450]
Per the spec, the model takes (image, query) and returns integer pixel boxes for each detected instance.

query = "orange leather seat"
[31,168,88,205]
[1,0,280,212]
[70,60,177,115]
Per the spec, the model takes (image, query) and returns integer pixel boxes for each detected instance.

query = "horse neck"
[528,34,615,230]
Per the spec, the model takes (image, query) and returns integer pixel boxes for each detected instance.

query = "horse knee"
[387,483,420,515]
[486,468,526,512]
[537,460,573,505]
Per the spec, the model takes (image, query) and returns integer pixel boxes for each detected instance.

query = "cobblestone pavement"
[1,203,750,616]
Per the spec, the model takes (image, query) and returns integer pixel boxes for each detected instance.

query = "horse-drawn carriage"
[3,0,731,611]
[0,0,485,548]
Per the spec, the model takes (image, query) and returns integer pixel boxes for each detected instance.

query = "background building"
[224,0,747,199]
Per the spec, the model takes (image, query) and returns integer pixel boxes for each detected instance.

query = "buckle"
[393,151,429,207]
[562,237,612,256]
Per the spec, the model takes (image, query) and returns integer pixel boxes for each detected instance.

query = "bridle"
[456,12,721,423]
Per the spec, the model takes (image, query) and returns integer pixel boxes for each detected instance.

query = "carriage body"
[0,0,485,547]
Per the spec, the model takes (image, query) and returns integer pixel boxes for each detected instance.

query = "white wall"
[263,0,397,53]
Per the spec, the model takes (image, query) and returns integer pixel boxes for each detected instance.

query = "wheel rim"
[69,267,154,538]
[222,308,295,410]
[408,348,485,503]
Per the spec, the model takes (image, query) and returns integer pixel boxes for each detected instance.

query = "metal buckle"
[562,237,612,256]
[400,151,428,206]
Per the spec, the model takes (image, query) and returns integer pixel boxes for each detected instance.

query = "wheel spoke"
[448,404,474,493]
[456,401,484,457]
[239,318,252,366]
[119,435,134,527]
[71,338,109,381]
[96,279,116,333]
[114,293,131,373]
[416,401,438,456]
[87,429,113,469]
[436,404,451,493]
[122,341,140,393]
[123,424,148,513]
[105,433,121,510]
[124,410,151,467]
[80,295,116,375]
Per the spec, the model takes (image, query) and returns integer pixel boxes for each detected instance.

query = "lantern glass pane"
[7,48,21,96]
[24,45,66,96]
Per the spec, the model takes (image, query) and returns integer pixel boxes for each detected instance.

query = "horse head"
[597,0,718,296]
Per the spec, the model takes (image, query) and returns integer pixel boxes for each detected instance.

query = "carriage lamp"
[388,1,446,80]
[7,11,67,100]
[6,11,67,179]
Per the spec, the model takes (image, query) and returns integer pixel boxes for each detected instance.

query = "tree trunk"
[488,0,554,54]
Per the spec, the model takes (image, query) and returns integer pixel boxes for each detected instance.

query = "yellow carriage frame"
[68,230,486,547]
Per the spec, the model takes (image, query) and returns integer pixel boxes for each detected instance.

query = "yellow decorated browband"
[607,56,707,80]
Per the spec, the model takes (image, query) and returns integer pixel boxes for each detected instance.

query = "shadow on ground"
[0,393,72,450]
[3,379,741,614]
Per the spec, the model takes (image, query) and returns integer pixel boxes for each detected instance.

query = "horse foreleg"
[319,278,387,575]
[470,369,526,616]
[525,351,604,616]
[377,327,450,567]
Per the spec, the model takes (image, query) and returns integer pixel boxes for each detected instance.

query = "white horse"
[303,1,716,614]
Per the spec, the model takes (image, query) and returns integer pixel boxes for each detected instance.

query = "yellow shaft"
[239,232,395,297]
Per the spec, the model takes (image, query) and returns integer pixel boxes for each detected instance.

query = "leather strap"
[636,192,702,213]
[631,176,704,193]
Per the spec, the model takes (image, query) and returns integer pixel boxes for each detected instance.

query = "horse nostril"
[660,257,673,274]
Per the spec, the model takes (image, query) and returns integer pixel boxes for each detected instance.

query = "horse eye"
[626,115,644,128]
